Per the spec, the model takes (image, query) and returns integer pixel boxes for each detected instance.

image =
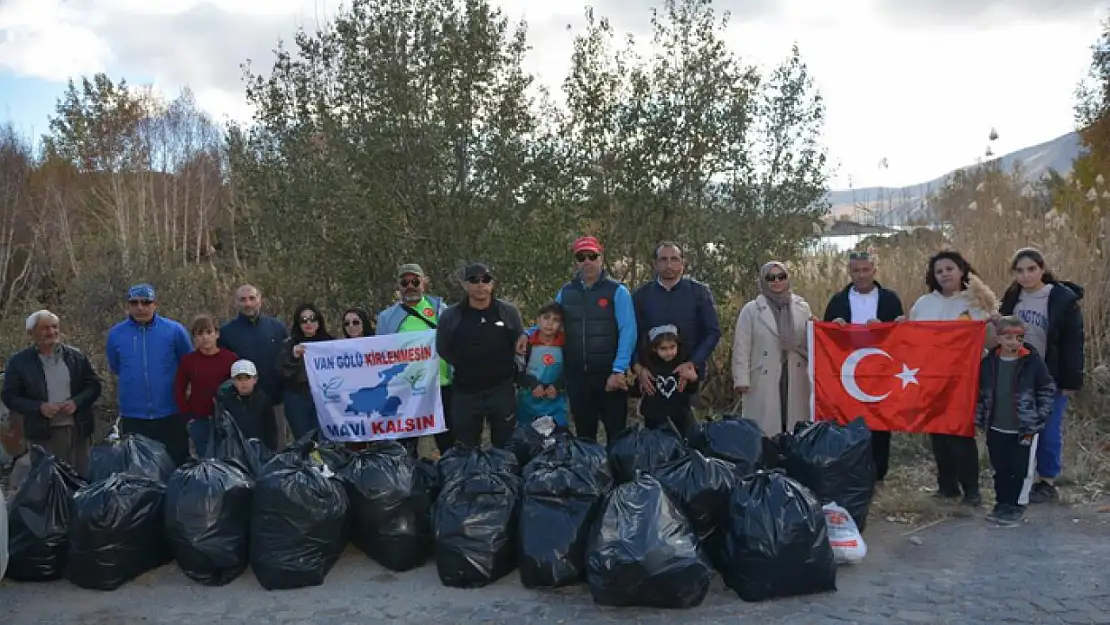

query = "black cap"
[463,262,494,281]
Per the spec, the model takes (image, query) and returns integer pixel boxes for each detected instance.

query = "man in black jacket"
[2,310,102,480]
[821,250,904,483]
[436,262,525,448]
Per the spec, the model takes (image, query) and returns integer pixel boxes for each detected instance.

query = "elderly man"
[106,283,194,465]
[549,236,637,444]
[218,284,289,447]
[2,310,102,480]
[436,262,525,448]
[378,263,453,454]
[821,250,905,483]
[631,242,721,409]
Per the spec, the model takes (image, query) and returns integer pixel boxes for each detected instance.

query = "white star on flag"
[894,363,919,389]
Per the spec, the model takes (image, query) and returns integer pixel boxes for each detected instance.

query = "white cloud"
[0,0,1104,188]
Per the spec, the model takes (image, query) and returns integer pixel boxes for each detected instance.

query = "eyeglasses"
[128,299,153,306]
[344,318,362,327]
[848,251,872,260]
[467,275,493,284]
[575,252,599,262]
[300,315,318,324]
[399,277,421,288]
[765,273,788,283]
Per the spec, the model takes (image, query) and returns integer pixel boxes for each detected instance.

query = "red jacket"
[174,348,238,419]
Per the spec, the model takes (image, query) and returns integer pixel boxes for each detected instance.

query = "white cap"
[230,359,258,378]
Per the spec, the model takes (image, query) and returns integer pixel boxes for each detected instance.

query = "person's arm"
[974,357,991,431]
[70,352,102,410]
[1031,357,1058,432]
[277,340,300,382]
[731,304,753,389]
[822,293,840,322]
[1057,298,1086,391]
[174,324,194,361]
[106,328,121,375]
[174,357,191,416]
[262,399,278,451]
[1,357,45,418]
[689,283,721,375]
[435,308,457,365]
[505,301,525,341]
[888,291,905,321]
[611,285,638,373]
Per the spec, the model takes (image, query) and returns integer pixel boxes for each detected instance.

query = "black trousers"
[987,429,1035,508]
[433,385,456,454]
[566,371,628,445]
[120,414,190,466]
[872,430,891,481]
[452,380,516,448]
[930,433,980,497]
[640,393,694,439]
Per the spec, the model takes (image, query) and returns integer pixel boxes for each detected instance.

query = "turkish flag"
[809,320,986,437]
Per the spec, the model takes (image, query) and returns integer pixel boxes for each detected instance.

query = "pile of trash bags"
[778,418,876,531]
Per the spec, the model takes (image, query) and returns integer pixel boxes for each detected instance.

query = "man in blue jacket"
[106,284,194,465]
[631,242,721,410]
[218,284,289,447]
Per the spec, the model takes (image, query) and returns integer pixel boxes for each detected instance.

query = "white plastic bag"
[1,488,8,580]
[823,502,866,564]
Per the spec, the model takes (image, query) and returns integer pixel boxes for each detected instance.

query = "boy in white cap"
[214,359,277,451]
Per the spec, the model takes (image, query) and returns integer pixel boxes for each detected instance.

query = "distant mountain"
[827,132,1084,225]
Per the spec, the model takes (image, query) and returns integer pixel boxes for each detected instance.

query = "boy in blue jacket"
[516,302,568,431]
[975,316,1056,526]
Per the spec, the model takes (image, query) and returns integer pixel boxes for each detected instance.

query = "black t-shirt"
[451,304,517,392]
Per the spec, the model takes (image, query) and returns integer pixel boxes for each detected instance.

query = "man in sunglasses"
[821,250,905,483]
[105,284,194,465]
[377,263,454,454]
[546,236,638,444]
[436,262,525,448]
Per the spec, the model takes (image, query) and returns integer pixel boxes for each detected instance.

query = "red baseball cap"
[572,236,603,254]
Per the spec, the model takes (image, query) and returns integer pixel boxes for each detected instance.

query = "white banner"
[303,331,445,442]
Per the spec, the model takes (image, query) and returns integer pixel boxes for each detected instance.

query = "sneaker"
[995,507,1023,527]
[1028,481,1059,504]
[985,505,1003,522]
[961,492,982,507]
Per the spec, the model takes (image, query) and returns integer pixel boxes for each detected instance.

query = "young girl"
[638,325,696,437]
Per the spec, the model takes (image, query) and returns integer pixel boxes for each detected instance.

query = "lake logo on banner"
[303,330,446,442]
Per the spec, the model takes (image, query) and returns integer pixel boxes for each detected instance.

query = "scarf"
[758,261,797,353]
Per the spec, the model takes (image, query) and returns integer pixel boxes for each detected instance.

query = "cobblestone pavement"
[3,504,1108,625]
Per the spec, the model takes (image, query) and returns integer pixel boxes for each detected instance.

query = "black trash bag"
[208,410,270,478]
[266,433,351,474]
[340,449,434,571]
[502,424,556,467]
[433,459,521,588]
[650,449,738,570]
[586,473,713,609]
[66,474,170,590]
[688,415,765,476]
[518,437,612,588]
[250,461,349,590]
[88,433,176,485]
[721,470,837,602]
[164,459,253,586]
[436,445,519,489]
[781,418,875,531]
[606,425,687,484]
[6,446,85,581]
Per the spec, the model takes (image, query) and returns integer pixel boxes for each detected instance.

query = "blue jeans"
[283,391,320,441]
[187,419,212,458]
[1035,392,1069,479]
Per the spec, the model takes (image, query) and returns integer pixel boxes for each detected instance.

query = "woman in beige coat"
[731,261,813,437]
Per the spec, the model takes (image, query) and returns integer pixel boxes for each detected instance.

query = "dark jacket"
[632,276,721,377]
[214,380,277,451]
[822,281,905,324]
[557,271,638,375]
[999,280,1085,390]
[218,313,289,404]
[436,298,525,366]
[975,345,1056,435]
[277,333,332,393]
[2,344,102,441]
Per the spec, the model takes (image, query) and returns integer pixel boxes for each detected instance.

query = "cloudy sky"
[0,0,1106,188]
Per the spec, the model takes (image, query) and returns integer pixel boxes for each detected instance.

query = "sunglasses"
[575,252,599,262]
[300,315,318,324]
[344,318,362,327]
[128,299,154,306]
[849,251,872,260]
[765,273,789,283]
[399,277,421,288]
[467,275,493,284]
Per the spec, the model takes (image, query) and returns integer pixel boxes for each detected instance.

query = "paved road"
[3,504,1108,625]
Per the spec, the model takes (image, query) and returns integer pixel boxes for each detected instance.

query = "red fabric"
[174,348,239,419]
[572,236,603,253]
[811,320,986,436]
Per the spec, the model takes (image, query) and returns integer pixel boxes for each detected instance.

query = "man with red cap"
[544,235,637,444]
